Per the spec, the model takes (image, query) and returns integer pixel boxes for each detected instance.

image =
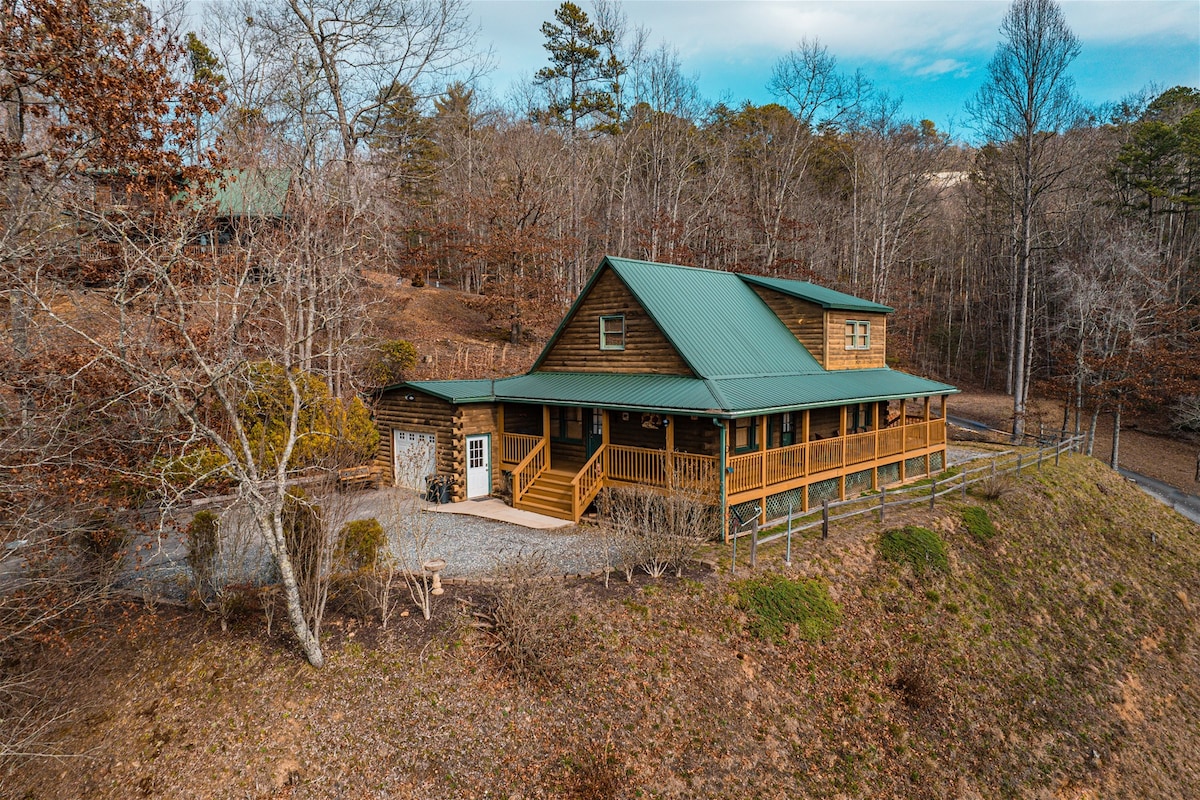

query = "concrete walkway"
[430,497,572,529]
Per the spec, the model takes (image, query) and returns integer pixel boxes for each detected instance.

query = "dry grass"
[4,454,1200,798]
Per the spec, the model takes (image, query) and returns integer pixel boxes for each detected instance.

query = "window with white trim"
[845,320,871,350]
[599,314,625,350]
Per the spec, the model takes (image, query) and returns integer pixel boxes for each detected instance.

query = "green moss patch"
[879,526,949,576]
[962,506,997,541]
[734,575,842,643]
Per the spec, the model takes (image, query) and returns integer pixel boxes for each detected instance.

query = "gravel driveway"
[342,487,609,579]
[115,445,997,596]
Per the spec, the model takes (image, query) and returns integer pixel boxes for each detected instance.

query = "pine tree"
[534,1,624,138]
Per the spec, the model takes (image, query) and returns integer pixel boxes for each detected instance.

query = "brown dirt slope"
[360,271,546,380]
[5,453,1200,799]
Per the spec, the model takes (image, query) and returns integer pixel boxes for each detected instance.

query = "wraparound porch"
[499,397,949,527]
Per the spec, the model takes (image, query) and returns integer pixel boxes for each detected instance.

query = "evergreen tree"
[534,1,624,138]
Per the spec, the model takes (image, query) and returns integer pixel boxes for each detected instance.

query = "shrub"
[974,474,1013,501]
[472,553,578,683]
[75,514,132,585]
[337,518,386,570]
[892,650,940,712]
[363,339,419,388]
[879,526,949,576]
[186,511,220,599]
[962,506,997,541]
[733,575,842,643]
[597,486,716,582]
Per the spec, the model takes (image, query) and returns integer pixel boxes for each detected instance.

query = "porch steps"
[514,468,576,521]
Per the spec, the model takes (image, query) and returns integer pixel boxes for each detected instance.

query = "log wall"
[609,412,666,449]
[824,311,887,370]
[749,287,827,366]
[671,416,719,456]
[537,267,693,375]
[501,403,542,435]
[373,389,458,488]
[808,406,843,439]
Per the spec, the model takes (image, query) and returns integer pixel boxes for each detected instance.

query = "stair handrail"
[570,444,608,522]
[512,438,548,505]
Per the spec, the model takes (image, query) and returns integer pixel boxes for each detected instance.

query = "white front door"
[465,434,490,499]
[393,430,436,490]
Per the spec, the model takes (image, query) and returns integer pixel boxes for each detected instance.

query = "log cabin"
[374,256,957,535]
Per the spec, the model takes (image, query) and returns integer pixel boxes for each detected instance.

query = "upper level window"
[600,314,625,350]
[845,320,871,350]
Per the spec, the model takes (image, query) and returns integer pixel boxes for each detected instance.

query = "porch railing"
[571,445,607,522]
[512,438,548,506]
[502,433,542,466]
[607,445,717,495]
[729,418,947,497]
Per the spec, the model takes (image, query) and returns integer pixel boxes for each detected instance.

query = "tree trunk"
[260,509,325,668]
[1109,403,1122,471]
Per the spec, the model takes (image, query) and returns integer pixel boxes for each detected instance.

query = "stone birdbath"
[423,558,447,595]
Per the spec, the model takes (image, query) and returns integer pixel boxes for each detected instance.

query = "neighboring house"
[374,256,957,534]
[193,168,292,249]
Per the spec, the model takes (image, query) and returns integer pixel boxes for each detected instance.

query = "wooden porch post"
[602,409,611,474]
[924,397,933,476]
[665,414,675,485]
[898,399,906,482]
[543,406,552,470]
[757,415,768,522]
[801,410,811,513]
[870,402,879,490]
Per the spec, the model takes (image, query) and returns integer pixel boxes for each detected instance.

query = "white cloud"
[911,57,973,78]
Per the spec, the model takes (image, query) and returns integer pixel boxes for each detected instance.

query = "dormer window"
[600,314,625,350]
[845,320,870,350]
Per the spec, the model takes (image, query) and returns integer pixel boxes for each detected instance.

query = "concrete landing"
[430,497,573,530]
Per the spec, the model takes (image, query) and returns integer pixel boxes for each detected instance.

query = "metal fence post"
[1055,440,1061,466]
[785,499,793,567]
[730,510,737,575]
[750,517,759,569]
[930,478,937,511]
[1017,454,1022,476]
[822,498,830,540]
[961,469,968,499]
[879,487,886,523]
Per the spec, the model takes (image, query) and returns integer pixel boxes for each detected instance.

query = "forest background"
[1,0,1198,675]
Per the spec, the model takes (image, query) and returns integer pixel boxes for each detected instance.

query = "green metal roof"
[737,273,894,313]
[399,370,956,417]
[389,258,956,416]
[602,257,825,379]
[404,379,498,403]
[706,369,957,416]
[210,169,291,218]
[494,372,725,413]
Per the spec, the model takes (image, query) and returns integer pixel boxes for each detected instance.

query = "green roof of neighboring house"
[403,369,955,417]
[737,273,894,313]
[543,256,824,380]
[210,169,291,218]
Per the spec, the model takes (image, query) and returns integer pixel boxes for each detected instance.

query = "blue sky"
[467,0,1200,138]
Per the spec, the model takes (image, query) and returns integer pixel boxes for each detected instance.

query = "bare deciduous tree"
[968,0,1082,440]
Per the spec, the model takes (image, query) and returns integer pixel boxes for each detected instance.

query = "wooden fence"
[729,435,1085,573]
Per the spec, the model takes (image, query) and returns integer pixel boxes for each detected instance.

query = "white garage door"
[392,430,436,490]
